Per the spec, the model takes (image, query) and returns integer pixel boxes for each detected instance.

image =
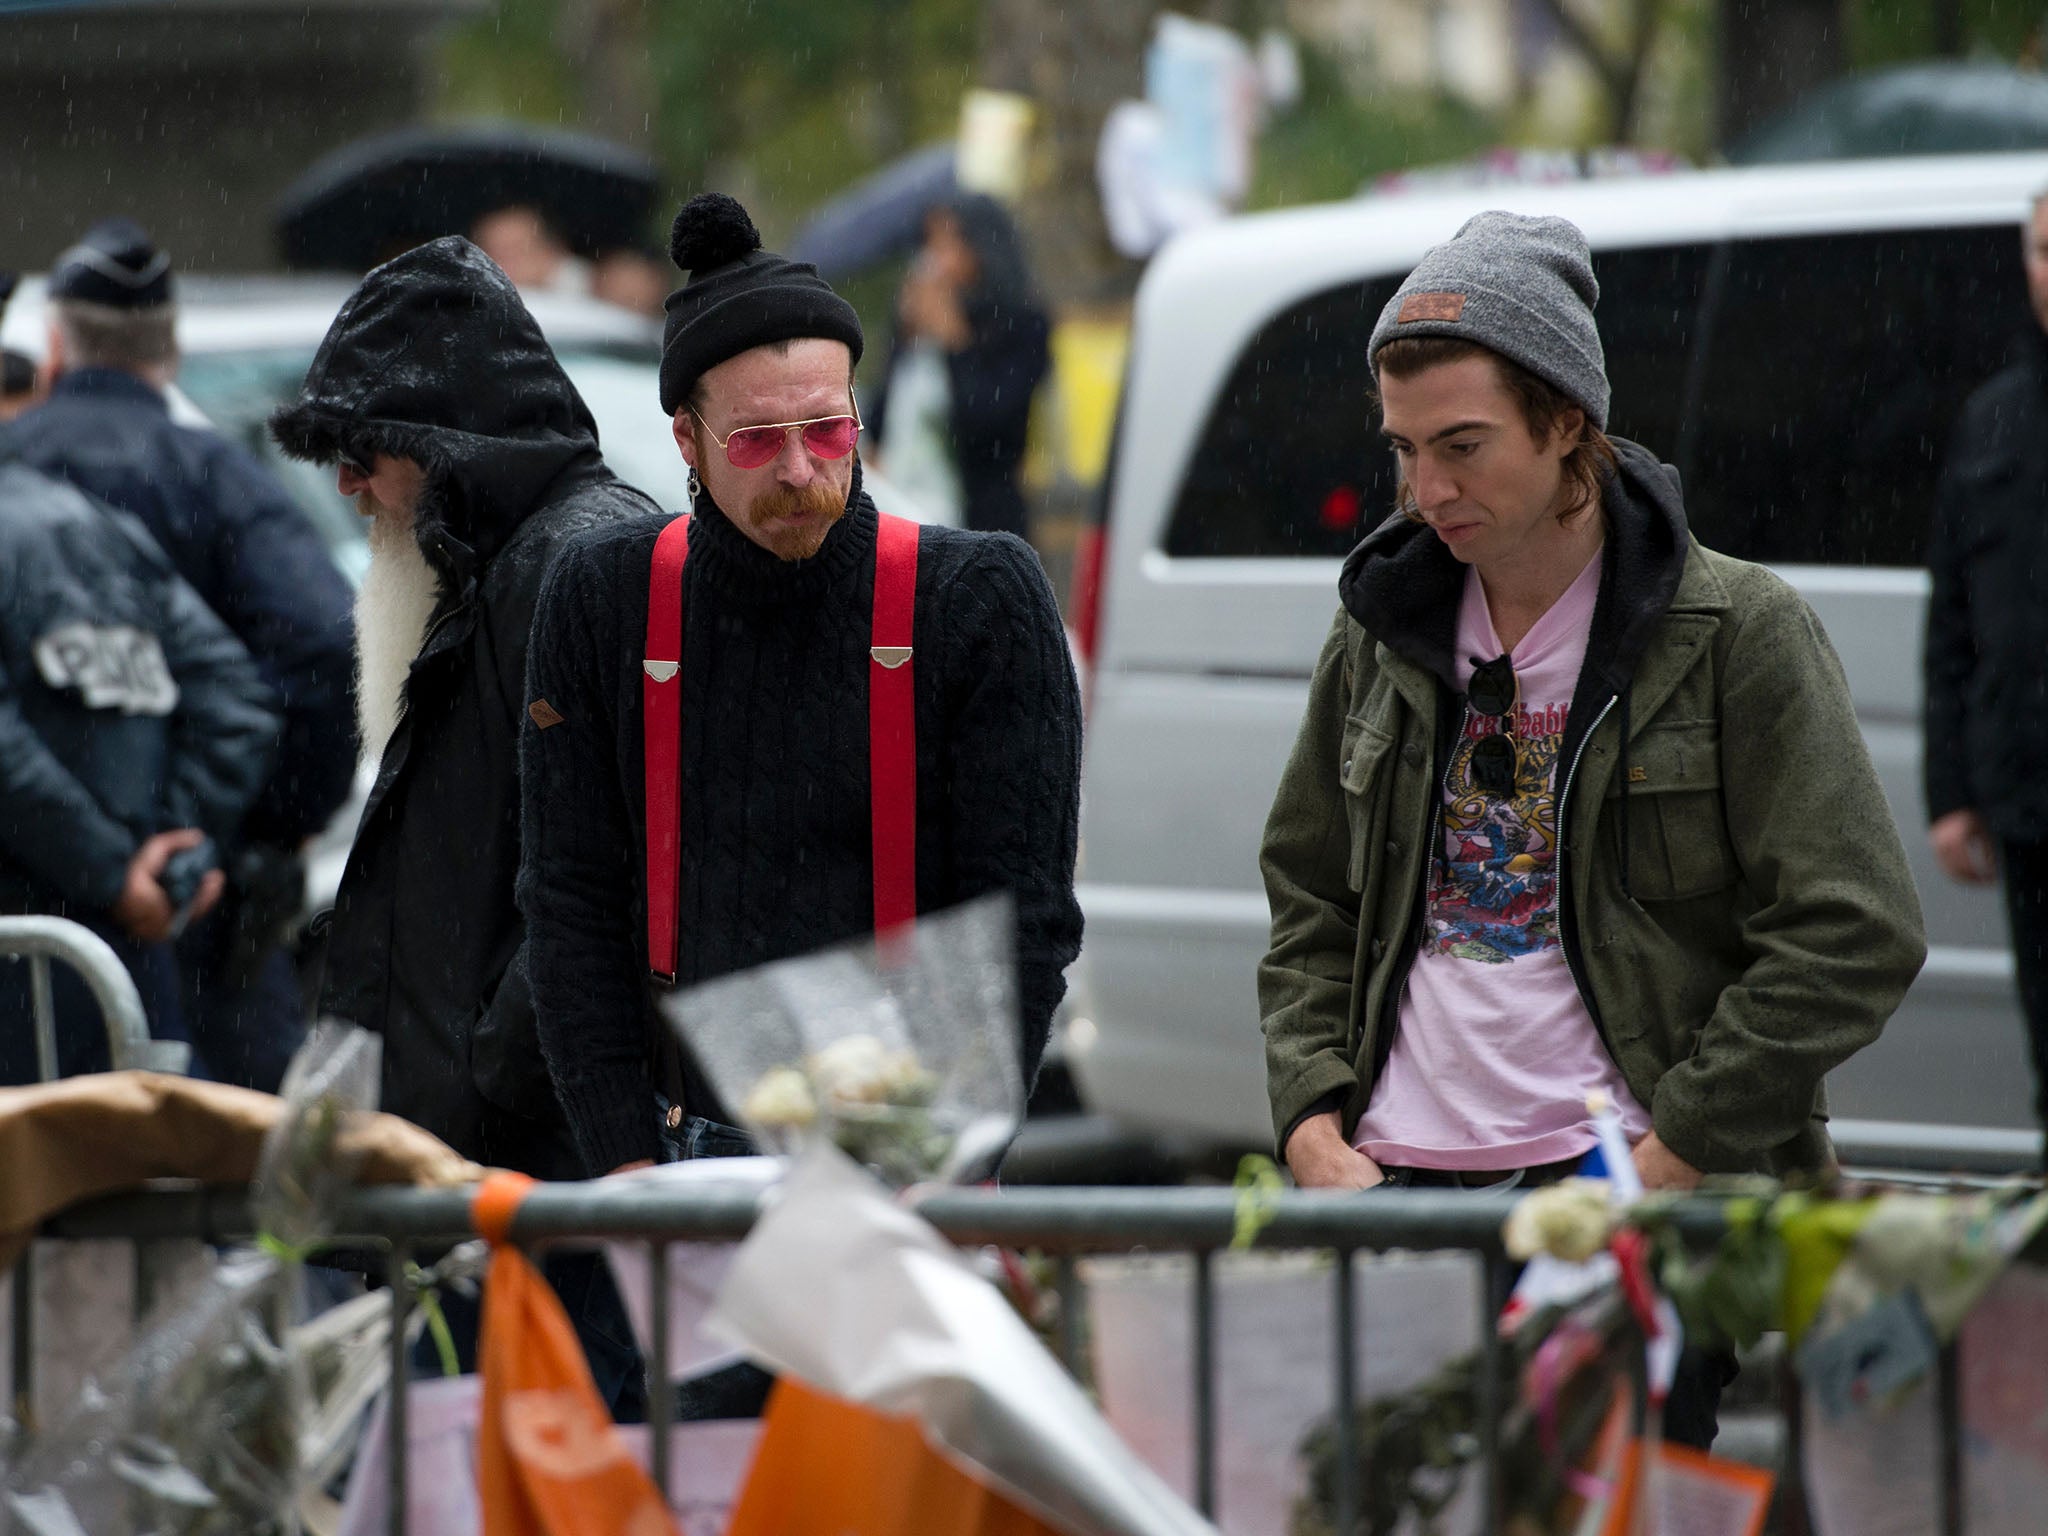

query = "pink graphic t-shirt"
[1352,551,1651,1171]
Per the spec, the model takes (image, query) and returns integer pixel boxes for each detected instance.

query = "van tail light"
[1066,380,1127,718]
[1067,522,1107,670]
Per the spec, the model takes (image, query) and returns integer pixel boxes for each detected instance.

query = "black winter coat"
[0,463,279,917]
[520,472,1085,1176]
[270,238,657,1169]
[1925,325,2048,840]
[2,370,356,847]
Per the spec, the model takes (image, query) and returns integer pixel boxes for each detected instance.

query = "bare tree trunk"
[1716,0,1846,149]
[1528,0,1666,143]
[982,0,1157,308]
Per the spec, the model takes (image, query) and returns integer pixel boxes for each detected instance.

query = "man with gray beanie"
[1259,211,1924,1442]
[518,193,1083,1185]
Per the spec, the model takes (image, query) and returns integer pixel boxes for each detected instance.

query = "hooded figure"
[270,237,660,1172]
[868,192,1052,539]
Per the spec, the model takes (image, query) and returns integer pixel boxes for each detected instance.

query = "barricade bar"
[40,1181,1739,1252]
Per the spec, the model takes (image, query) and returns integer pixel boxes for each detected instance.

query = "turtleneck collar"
[687,457,878,606]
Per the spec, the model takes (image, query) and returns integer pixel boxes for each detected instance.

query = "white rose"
[1502,1179,1616,1264]
[807,1035,900,1107]
[741,1066,817,1130]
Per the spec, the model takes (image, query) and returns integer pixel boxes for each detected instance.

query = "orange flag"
[472,1172,678,1536]
[726,1376,1065,1536]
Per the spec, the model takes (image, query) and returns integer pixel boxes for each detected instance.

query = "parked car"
[1066,150,2048,1171]
[2,276,948,921]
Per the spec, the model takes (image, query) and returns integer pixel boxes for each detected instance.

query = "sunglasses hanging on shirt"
[1467,653,1519,795]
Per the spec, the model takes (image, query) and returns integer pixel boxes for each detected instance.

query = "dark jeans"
[2001,838,2048,1152]
[1378,1160,1736,1451]
[656,1105,775,1422]
[177,918,306,1095]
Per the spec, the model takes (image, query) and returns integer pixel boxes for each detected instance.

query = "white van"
[1066,151,2048,1170]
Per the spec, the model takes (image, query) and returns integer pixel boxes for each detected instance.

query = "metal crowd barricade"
[0,915,185,1083]
[1,915,190,1436]
[15,1180,1809,1536]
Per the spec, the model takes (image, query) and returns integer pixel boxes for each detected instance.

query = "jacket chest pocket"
[1605,721,1737,902]
[1339,714,1397,892]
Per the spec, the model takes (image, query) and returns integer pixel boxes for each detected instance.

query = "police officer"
[0,461,280,1082]
[1,220,356,1092]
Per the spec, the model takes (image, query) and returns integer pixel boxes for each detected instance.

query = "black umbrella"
[787,143,957,280]
[1730,61,2048,164]
[275,121,662,272]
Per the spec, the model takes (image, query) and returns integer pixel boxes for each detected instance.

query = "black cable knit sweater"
[518,466,1085,1174]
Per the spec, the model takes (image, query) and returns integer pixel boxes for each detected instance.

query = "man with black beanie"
[519,192,1084,1179]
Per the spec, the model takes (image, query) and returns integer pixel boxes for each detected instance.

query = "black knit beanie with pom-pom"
[657,192,865,416]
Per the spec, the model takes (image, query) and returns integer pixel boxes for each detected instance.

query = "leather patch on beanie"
[1398,290,1467,323]
[528,699,565,730]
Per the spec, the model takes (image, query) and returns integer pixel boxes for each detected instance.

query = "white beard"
[354,506,442,764]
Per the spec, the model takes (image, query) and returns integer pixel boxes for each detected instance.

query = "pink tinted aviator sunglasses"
[691,404,863,471]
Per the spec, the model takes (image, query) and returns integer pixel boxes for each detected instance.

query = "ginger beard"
[353,496,442,762]
[741,477,847,561]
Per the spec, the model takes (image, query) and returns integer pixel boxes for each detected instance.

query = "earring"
[686,467,701,502]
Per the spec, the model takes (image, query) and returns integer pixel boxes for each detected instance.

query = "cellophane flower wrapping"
[2,1023,380,1536]
[658,893,1024,1188]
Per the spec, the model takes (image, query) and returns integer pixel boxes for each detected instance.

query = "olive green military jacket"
[1259,538,1927,1176]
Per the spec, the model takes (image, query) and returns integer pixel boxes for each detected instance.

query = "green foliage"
[1249,44,1500,211]
[440,0,981,245]
[439,0,577,123]
[1232,1153,1284,1249]
[1846,0,2044,66]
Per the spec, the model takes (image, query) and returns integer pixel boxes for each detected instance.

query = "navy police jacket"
[0,464,279,919]
[1,369,355,845]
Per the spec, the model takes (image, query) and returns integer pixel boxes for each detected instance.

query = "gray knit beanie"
[1368,211,1609,429]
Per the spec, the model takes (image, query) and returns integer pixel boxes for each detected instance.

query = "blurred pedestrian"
[1924,182,2048,1157]
[0,219,356,1094]
[868,193,1051,539]
[471,204,583,293]
[269,237,659,1409]
[591,246,671,318]
[519,192,1082,1182]
[0,463,278,1083]
[1259,212,1925,1446]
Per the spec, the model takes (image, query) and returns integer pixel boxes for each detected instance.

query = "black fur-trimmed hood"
[270,236,604,580]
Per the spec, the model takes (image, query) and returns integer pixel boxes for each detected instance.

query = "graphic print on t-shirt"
[1425,699,1569,964]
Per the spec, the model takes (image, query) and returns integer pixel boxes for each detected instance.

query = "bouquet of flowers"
[659,893,1025,1188]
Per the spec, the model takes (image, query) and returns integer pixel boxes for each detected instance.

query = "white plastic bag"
[705,1140,1218,1536]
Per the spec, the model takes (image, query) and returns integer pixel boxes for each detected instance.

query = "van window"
[1594,242,1711,466]
[1163,279,1403,558]
[1162,247,1710,560]
[1685,225,2026,568]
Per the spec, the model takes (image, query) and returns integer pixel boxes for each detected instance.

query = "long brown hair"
[1374,336,1617,525]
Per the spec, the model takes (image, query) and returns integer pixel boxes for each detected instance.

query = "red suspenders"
[642,513,921,983]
